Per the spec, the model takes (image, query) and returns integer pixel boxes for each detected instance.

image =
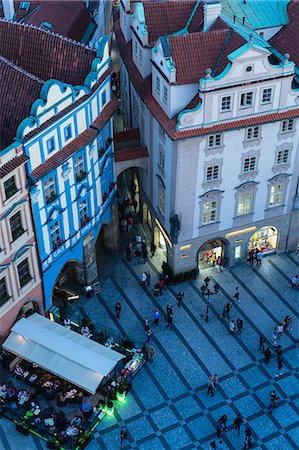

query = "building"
[0,20,118,312]
[0,142,44,343]
[116,0,299,273]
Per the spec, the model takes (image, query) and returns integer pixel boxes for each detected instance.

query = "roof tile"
[0,153,28,179]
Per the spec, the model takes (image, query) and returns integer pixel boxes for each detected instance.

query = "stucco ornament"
[170,213,181,244]
[62,163,71,181]
[30,188,40,204]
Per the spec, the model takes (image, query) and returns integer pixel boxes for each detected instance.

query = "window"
[50,220,62,249]
[64,125,72,141]
[262,88,272,104]
[158,181,165,215]
[74,155,86,182]
[10,211,24,241]
[159,148,165,170]
[240,91,253,107]
[246,126,260,141]
[208,134,221,148]
[46,137,56,153]
[243,156,256,173]
[4,176,17,200]
[19,2,30,10]
[206,165,219,181]
[269,184,284,207]
[281,119,294,133]
[221,96,231,111]
[163,86,168,104]
[79,199,90,226]
[276,149,289,165]
[134,40,138,57]
[138,48,143,65]
[0,277,9,307]
[17,259,31,288]
[237,192,252,215]
[155,76,160,94]
[44,177,57,204]
[102,90,107,106]
[202,200,217,224]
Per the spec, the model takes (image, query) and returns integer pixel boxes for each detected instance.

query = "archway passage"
[198,238,228,270]
[52,260,85,309]
[248,226,279,255]
[16,301,40,320]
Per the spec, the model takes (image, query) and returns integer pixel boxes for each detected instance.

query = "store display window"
[248,226,278,254]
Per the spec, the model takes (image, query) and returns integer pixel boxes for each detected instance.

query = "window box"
[80,216,91,227]
[46,192,58,205]
[5,185,18,200]
[12,227,25,241]
[76,171,87,183]
[20,274,32,288]
[53,239,64,250]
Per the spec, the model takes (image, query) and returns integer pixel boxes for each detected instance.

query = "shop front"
[198,239,228,270]
[248,226,279,255]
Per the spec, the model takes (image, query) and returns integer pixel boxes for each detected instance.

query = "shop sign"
[226,226,256,238]
[180,244,191,251]
[53,244,65,260]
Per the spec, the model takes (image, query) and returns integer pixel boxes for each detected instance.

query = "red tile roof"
[0,56,44,151]
[140,0,203,47]
[115,128,140,144]
[114,146,148,162]
[269,1,299,68]
[0,153,28,179]
[31,96,118,180]
[0,20,95,86]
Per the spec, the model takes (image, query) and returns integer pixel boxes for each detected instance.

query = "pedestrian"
[244,427,252,448]
[142,244,148,263]
[146,271,151,286]
[120,427,128,446]
[233,286,240,302]
[153,282,160,297]
[127,216,133,232]
[152,308,160,325]
[204,276,210,287]
[277,323,284,339]
[264,347,271,364]
[164,274,169,290]
[120,218,127,233]
[248,249,254,265]
[150,242,156,257]
[275,359,283,377]
[214,283,220,294]
[218,415,228,432]
[126,242,133,261]
[146,328,152,344]
[115,302,121,319]
[144,318,150,332]
[177,291,184,307]
[234,413,243,437]
[259,334,266,352]
[216,255,223,271]
[149,346,155,362]
[205,288,213,299]
[141,272,147,288]
[209,441,217,450]
[275,345,282,361]
[256,250,263,267]
[135,248,141,265]
[207,376,215,397]
[166,306,173,330]
[291,274,299,289]
[283,315,292,331]
[272,327,278,346]
[237,318,244,334]
[229,320,236,336]
[159,278,165,295]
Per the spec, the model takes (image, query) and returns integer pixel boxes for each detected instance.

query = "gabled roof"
[0,56,43,151]
[269,1,299,69]
[140,0,203,47]
[169,28,246,85]
[0,20,96,86]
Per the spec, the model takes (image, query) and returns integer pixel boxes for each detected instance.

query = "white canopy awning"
[2,313,124,394]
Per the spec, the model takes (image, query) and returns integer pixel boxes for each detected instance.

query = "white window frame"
[243,156,256,173]
[245,126,260,141]
[240,91,253,108]
[202,199,218,224]
[205,165,219,181]
[50,220,61,248]
[281,119,294,133]
[269,183,284,207]
[261,88,272,104]
[237,192,253,215]
[276,149,289,165]
[221,96,231,112]
[74,155,85,179]
[208,134,221,148]
[44,176,56,204]
[79,199,88,225]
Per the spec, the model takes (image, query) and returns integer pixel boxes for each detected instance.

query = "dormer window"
[41,21,52,31]
[155,76,160,94]
[19,2,30,10]
[163,86,168,105]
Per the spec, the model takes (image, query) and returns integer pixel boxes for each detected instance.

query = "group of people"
[118,187,138,234]
[126,236,150,265]
[210,414,252,449]
[247,248,264,266]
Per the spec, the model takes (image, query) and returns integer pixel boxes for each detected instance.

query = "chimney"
[203,0,222,31]
[2,0,15,20]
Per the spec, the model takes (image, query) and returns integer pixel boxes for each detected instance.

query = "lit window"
[269,184,284,207]
[243,157,256,173]
[262,88,272,104]
[246,126,260,141]
[237,192,252,215]
[50,220,61,249]
[10,211,24,241]
[4,176,17,200]
[281,119,294,133]
[202,200,217,224]
[208,134,221,148]
[163,86,168,104]
[44,177,57,204]
[156,76,160,94]
[276,149,289,165]
[0,277,9,307]
[17,258,31,288]
[46,137,56,153]
[74,155,86,182]
[240,91,253,107]
[79,199,89,226]
[64,125,72,141]
[221,96,231,111]
[206,165,219,181]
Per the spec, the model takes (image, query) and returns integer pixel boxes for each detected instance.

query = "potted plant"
[53,239,64,250]
[46,192,58,204]
[76,171,87,182]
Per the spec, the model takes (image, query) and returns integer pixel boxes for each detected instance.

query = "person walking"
[152,308,160,326]
[216,255,223,271]
[141,272,147,288]
[259,335,266,352]
[264,347,271,364]
[256,251,263,267]
[135,247,142,265]
[153,282,160,297]
[275,345,282,361]
[277,323,284,339]
[218,415,228,432]
[244,427,252,449]
[115,302,121,319]
[142,244,148,263]
[150,242,156,257]
[214,283,220,294]
[177,291,184,308]
[146,271,151,286]
[233,286,240,303]
[164,274,169,290]
[120,427,128,446]
[275,359,283,378]
[237,318,244,334]
[209,441,217,450]
[272,327,278,346]
[229,320,236,336]
[207,376,215,397]
[234,414,243,437]
[159,278,165,295]
[144,318,150,332]
[149,346,155,363]
[248,249,254,265]
[126,242,133,261]
[166,306,174,330]
[269,390,279,414]
[146,328,152,344]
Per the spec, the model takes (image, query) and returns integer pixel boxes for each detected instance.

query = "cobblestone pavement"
[1,249,298,450]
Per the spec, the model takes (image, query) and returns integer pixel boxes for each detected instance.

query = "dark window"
[102,90,107,106]
[64,125,72,141]
[0,277,9,307]
[46,137,56,153]
[4,176,18,200]
[17,259,31,288]
[10,211,24,241]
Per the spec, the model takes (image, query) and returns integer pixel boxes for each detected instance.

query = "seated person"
[28,373,38,384]
[0,382,7,397]
[14,365,24,377]
[18,389,29,404]
[7,386,16,398]
[81,325,90,337]
[63,317,71,328]
[106,335,114,345]
[70,416,82,427]
[81,400,93,415]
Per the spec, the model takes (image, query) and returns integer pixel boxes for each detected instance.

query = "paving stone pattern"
[0,251,298,449]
